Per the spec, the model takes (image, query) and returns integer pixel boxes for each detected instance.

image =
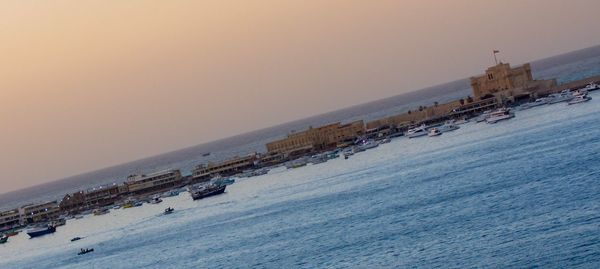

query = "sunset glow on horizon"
[1,0,600,193]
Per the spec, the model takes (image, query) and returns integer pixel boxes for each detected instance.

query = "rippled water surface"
[2,92,600,268]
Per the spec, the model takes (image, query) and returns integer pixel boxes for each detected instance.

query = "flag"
[493,50,500,54]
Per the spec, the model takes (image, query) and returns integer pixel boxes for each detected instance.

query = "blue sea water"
[2,90,599,268]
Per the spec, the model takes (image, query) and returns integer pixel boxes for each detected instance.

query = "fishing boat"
[27,225,56,238]
[78,248,94,255]
[164,207,175,215]
[190,184,226,200]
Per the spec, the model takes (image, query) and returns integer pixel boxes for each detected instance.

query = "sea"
[1,46,600,268]
[1,83,600,268]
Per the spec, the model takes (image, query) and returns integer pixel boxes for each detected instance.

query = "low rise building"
[59,191,86,214]
[0,209,21,229]
[266,121,365,155]
[124,169,183,196]
[192,154,259,182]
[19,201,60,224]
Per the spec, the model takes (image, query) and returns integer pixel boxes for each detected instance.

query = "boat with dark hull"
[190,185,226,200]
[27,225,56,238]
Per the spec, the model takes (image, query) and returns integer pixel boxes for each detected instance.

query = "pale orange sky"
[1,0,600,193]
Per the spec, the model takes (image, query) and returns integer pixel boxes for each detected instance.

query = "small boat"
[133,201,143,207]
[438,122,460,133]
[454,118,469,125]
[149,196,163,204]
[0,235,8,244]
[164,207,175,215]
[519,98,549,110]
[486,108,515,124]
[71,236,84,242]
[568,95,592,105]
[546,90,574,104]
[379,138,391,144]
[202,152,211,157]
[52,218,67,227]
[356,139,379,151]
[74,214,84,219]
[474,110,492,123]
[190,184,226,200]
[428,128,442,137]
[162,189,180,197]
[2,230,19,237]
[582,82,599,91]
[285,159,308,169]
[93,208,109,216]
[213,177,235,187]
[78,248,94,255]
[27,225,56,238]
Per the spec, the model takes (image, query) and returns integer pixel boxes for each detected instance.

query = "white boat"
[92,208,109,216]
[486,108,515,124]
[567,95,592,105]
[405,125,428,138]
[149,195,163,204]
[356,139,379,151]
[474,110,492,123]
[428,128,442,137]
[546,90,574,104]
[582,83,599,91]
[519,98,549,110]
[438,122,460,133]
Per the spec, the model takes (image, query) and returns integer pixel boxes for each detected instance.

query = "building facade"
[19,201,61,224]
[0,209,21,228]
[192,154,259,182]
[266,121,365,155]
[124,169,183,196]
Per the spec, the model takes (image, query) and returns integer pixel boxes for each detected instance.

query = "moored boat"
[93,208,109,216]
[405,125,428,138]
[149,195,163,204]
[0,235,8,244]
[428,128,442,137]
[27,225,56,238]
[486,108,515,124]
[190,184,226,200]
[567,95,592,105]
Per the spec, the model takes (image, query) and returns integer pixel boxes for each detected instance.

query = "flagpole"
[493,50,498,65]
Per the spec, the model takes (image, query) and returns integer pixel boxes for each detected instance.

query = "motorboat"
[71,236,84,242]
[285,158,308,169]
[52,218,67,227]
[428,128,442,137]
[405,125,428,138]
[190,184,226,200]
[78,248,94,255]
[356,139,379,151]
[486,108,515,124]
[164,207,175,215]
[93,208,109,216]
[546,90,574,104]
[112,205,121,210]
[582,82,599,91]
[474,110,492,123]
[568,95,592,105]
[0,235,8,244]
[27,225,56,238]
[438,122,460,133]
[379,138,391,144]
[519,98,549,110]
[149,196,163,204]
[212,177,235,187]
[162,189,181,197]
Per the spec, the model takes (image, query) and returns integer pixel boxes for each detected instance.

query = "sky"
[1,0,600,193]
